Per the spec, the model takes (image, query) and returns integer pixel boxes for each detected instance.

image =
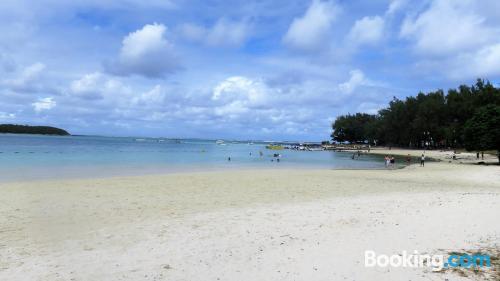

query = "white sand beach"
[1,162,499,280]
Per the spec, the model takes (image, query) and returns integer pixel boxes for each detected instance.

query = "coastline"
[367,147,499,165]
[1,161,499,280]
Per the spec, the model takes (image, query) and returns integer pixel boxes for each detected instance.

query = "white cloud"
[448,43,500,79]
[283,0,339,51]
[212,76,268,105]
[0,62,59,95]
[400,0,497,56]
[347,16,384,46]
[386,0,408,15]
[207,19,249,47]
[32,97,56,113]
[68,72,133,103]
[106,23,180,78]
[69,72,103,99]
[132,85,167,106]
[338,69,366,94]
[4,62,45,88]
[179,19,250,47]
[0,112,16,120]
[399,0,500,79]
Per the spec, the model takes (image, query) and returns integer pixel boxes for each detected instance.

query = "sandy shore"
[1,162,499,280]
[368,147,499,164]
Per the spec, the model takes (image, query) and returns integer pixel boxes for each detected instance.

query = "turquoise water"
[0,134,394,181]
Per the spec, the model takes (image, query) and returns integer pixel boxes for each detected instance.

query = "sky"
[1,0,499,141]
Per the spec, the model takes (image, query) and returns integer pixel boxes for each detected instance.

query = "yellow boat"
[265,144,283,150]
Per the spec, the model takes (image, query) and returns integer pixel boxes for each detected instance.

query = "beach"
[1,160,499,281]
[368,147,499,164]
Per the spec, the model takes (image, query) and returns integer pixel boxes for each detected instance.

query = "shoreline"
[366,147,499,165]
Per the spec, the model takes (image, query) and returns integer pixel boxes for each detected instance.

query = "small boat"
[266,144,283,150]
[215,140,225,145]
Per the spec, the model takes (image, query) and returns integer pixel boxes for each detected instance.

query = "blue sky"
[1,0,499,141]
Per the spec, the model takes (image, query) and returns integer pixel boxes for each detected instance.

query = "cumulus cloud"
[3,62,45,89]
[32,97,56,112]
[386,0,408,15]
[68,72,133,104]
[105,23,180,78]
[283,0,339,51]
[0,62,63,96]
[212,76,267,104]
[211,76,270,116]
[179,19,250,47]
[347,16,384,46]
[400,0,497,56]
[132,85,167,106]
[399,0,500,79]
[0,111,16,120]
[447,43,500,79]
[69,72,104,99]
[338,69,366,94]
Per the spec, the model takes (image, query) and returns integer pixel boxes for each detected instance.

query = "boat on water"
[265,144,284,150]
[215,140,227,145]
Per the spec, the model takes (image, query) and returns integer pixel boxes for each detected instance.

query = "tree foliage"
[331,79,500,150]
[463,105,500,161]
[0,124,70,135]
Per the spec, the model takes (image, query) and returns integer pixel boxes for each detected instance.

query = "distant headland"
[0,124,70,136]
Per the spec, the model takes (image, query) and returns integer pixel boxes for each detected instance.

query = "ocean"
[0,134,397,181]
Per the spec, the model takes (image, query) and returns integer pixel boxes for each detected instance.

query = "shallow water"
[0,134,404,181]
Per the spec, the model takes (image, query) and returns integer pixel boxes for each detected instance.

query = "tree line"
[0,124,70,135]
[331,79,500,160]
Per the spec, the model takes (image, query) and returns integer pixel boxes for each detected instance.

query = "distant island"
[0,124,70,136]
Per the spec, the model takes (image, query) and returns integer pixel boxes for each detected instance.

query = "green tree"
[0,124,70,135]
[330,79,500,151]
[463,105,500,163]
[331,113,378,144]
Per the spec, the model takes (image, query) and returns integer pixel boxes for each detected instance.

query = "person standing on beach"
[390,156,395,168]
[420,154,425,167]
[406,154,411,165]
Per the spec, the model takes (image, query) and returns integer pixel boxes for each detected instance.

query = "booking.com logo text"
[365,250,491,271]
